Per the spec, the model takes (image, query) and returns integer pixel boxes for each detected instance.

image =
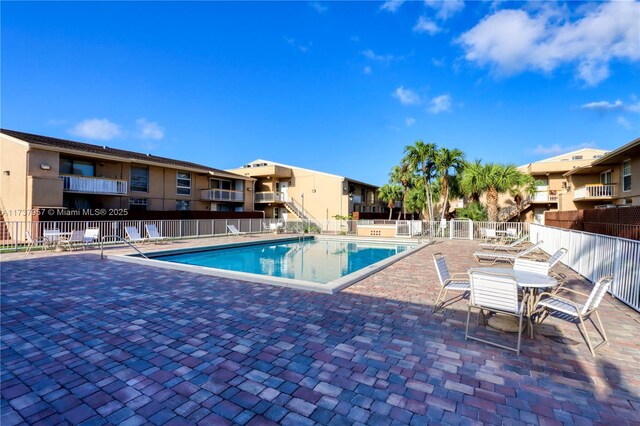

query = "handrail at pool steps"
[100,235,149,259]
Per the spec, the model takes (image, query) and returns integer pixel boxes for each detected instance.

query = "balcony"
[573,184,616,200]
[531,191,558,203]
[254,191,285,203]
[201,189,244,202]
[61,175,127,195]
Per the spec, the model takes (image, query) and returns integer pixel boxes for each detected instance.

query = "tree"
[481,163,532,222]
[456,201,488,221]
[389,164,416,220]
[377,184,402,220]
[403,141,437,221]
[434,147,466,221]
[459,159,485,203]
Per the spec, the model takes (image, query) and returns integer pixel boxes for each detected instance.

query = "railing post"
[449,220,453,240]
[468,220,473,240]
[14,222,19,252]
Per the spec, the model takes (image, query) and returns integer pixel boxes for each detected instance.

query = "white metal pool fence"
[530,224,640,312]
[2,218,637,312]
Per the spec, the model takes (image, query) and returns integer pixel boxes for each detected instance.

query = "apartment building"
[561,137,640,210]
[227,159,381,223]
[511,148,608,223]
[0,129,254,223]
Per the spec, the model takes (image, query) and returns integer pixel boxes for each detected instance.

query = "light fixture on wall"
[40,164,51,170]
[3,170,9,176]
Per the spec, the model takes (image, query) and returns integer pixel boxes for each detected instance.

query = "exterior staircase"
[498,198,532,222]
[284,198,320,228]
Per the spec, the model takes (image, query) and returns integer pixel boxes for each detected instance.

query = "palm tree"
[481,163,531,222]
[459,159,485,203]
[403,141,437,221]
[389,164,415,220]
[434,147,466,220]
[377,184,402,220]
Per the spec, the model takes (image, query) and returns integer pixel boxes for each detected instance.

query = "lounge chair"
[25,231,49,254]
[473,241,544,264]
[125,226,146,244]
[465,270,528,355]
[479,235,529,252]
[83,227,100,248]
[226,224,246,236]
[145,224,168,243]
[433,253,470,311]
[59,230,86,251]
[531,276,613,356]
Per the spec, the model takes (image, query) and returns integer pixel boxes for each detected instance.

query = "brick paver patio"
[1,237,639,425]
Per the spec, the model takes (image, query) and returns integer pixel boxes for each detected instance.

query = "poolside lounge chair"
[59,230,86,251]
[466,270,528,355]
[473,241,544,265]
[226,224,246,236]
[433,253,470,311]
[125,226,146,244]
[479,235,529,252]
[145,224,168,243]
[531,276,613,356]
[83,227,100,248]
[25,231,49,254]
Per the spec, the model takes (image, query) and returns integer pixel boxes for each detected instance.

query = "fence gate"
[450,219,473,240]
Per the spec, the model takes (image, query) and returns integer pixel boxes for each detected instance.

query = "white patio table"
[43,230,72,251]
[468,267,558,335]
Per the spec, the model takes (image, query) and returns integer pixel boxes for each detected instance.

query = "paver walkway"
[1,237,639,425]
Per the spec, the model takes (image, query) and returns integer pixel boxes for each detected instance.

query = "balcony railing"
[254,192,285,203]
[531,191,558,202]
[200,189,244,202]
[61,175,127,195]
[574,184,616,200]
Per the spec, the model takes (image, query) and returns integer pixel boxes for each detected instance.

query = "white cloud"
[532,142,596,155]
[405,117,416,127]
[135,118,164,140]
[413,16,440,35]
[361,49,394,62]
[380,0,405,13]
[581,99,624,111]
[393,86,422,105]
[69,118,122,140]
[425,0,465,20]
[428,94,452,113]
[363,66,372,74]
[617,116,632,129]
[285,37,312,53]
[309,1,327,14]
[458,2,640,86]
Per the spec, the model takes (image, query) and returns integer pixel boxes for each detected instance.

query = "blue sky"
[2,1,639,186]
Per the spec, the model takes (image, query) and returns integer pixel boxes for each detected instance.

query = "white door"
[279,182,289,202]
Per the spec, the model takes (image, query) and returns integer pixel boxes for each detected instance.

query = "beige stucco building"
[514,148,608,222]
[561,137,640,210]
[0,129,254,224]
[227,159,381,223]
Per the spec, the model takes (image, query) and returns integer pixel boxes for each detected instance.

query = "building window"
[210,178,231,190]
[274,207,280,219]
[572,155,583,160]
[129,197,148,211]
[622,160,631,192]
[176,200,190,211]
[130,166,149,192]
[177,171,191,195]
[60,158,95,176]
[600,170,612,185]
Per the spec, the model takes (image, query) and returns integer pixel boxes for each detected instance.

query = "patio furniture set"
[25,228,100,253]
[434,238,613,357]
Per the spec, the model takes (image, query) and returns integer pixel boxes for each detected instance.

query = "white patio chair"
[479,235,529,252]
[25,231,48,254]
[83,227,100,248]
[226,224,246,236]
[466,270,529,355]
[473,241,544,264]
[145,224,168,243]
[432,253,470,311]
[125,226,146,244]
[513,258,550,275]
[481,228,499,242]
[531,276,613,356]
[59,230,86,251]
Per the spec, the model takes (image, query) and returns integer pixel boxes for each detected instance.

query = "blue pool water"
[150,238,415,284]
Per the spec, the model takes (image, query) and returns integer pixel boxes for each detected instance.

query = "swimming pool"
[113,236,425,293]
